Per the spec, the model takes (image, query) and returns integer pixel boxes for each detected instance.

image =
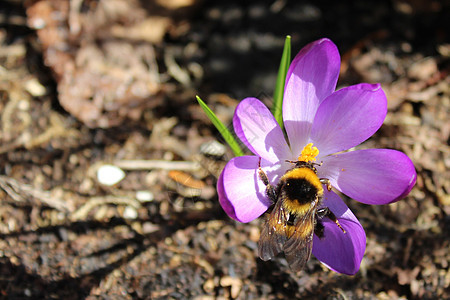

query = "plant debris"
[0,0,448,299]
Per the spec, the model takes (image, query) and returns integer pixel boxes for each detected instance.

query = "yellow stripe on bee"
[281,167,324,195]
[283,199,312,215]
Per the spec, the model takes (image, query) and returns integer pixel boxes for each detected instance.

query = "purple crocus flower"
[217,38,416,275]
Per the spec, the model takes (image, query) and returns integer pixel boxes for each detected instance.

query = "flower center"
[298,143,319,162]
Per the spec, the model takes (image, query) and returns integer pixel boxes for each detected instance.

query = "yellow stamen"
[298,143,319,162]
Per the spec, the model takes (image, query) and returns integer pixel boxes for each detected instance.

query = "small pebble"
[123,206,138,219]
[200,140,226,157]
[136,190,154,202]
[24,78,46,97]
[97,164,125,186]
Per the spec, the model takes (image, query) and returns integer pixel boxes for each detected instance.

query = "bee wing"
[258,198,288,261]
[283,210,315,272]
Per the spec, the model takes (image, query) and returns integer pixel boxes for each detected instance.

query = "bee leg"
[316,207,346,233]
[258,157,277,203]
[319,178,332,191]
[314,218,325,238]
[312,161,323,167]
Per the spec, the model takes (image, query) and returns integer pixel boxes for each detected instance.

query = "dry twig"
[71,195,142,221]
[0,175,72,212]
[114,160,201,171]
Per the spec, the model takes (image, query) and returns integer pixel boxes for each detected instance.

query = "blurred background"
[0,0,448,299]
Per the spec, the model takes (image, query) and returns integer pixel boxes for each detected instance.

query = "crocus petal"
[283,38,340,152]
[319,149,416,205]
[233,97,292,163]
[218,155,286,223]
[311,83,387,157]
[312,191,366,275]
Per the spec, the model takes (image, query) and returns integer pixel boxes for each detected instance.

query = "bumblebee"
[257,159,345,272]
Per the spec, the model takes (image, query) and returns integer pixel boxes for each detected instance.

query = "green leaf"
[196,95,244,157]
[272,35,291,130]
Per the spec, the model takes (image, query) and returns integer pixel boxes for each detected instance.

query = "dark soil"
[0,0,448,299]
